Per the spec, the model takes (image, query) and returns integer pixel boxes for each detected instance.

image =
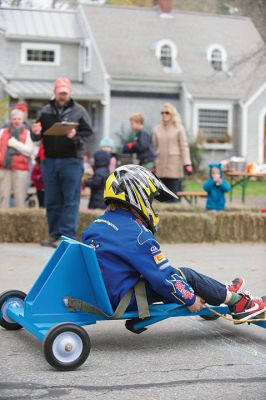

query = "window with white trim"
[206,44,227,72]
[198,109,231,144]
[21,43,60,66]
[160,44,172,68]
[155,39,180,72]
[211,49,222,71]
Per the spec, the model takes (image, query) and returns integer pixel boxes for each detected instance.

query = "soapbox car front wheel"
[0,290,26,330]
[43,323,91,371]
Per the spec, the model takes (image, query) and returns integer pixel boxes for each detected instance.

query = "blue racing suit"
[82,208,227,310]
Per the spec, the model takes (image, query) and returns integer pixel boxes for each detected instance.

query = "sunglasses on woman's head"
[161,111,170,115]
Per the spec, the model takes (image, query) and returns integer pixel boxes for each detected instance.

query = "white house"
[0,6,106,152]
[0,2,266,163]
[80,2,266,164]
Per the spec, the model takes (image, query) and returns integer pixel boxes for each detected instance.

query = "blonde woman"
[153,103,192,200]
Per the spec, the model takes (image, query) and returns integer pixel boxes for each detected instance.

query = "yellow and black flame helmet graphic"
[104,164,178,233]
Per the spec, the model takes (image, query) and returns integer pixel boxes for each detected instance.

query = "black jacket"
[87,150,111,209]
[123,129,156,165]
[31,99,93,158]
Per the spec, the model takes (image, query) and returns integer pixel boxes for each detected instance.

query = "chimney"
[155,0,173,14]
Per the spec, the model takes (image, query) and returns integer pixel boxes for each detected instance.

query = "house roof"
[0,7,84,42]
[81,4,266,102]
[3,79,103,101]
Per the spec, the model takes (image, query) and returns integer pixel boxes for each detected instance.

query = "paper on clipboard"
[43,122,79,136]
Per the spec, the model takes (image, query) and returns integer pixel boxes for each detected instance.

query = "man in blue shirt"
[82,165,266,322]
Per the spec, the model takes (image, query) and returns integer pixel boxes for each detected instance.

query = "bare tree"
[217,0,266,42]
[0,0,79,8]
[1,0,32,7]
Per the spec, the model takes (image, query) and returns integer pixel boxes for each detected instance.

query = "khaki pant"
[0,169,28,208]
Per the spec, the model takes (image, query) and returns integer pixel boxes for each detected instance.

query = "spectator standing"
[87,149,111,209]
[0,109,34,208]
[123,113,156,170]
[2,102,30,130]
[31,77,93,247]
[31,154,45,208]
[99,137,117,172]
[15,102,32,130]
[153,103,192,200]
[203,163,231,211]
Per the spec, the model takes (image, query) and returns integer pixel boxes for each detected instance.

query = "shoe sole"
[232,308,266,323]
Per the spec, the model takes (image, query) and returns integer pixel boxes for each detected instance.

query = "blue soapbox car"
[1,237,265,371]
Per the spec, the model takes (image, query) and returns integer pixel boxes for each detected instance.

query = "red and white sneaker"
[229,293,266,322]
[227,277,245,293]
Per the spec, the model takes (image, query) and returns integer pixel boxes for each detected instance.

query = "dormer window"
[207,44,227,72]
[211,49,222,71]
[155,39,180,72]
[160,44,172,67]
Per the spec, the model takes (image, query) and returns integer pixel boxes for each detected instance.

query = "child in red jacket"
[31,155,45,207]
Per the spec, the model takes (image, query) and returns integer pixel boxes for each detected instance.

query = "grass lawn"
[184,178,266,196]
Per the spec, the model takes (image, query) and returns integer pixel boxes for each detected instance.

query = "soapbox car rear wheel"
[0,290,26,330]
[43,323,91,371]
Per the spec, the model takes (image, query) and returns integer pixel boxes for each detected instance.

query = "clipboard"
[43,122,79,136]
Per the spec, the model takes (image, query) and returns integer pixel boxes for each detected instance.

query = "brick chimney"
[154,0,173,14]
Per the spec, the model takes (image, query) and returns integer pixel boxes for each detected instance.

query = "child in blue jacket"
[87,149,111,209]
[82,165,266,323]
[203,163,231,211]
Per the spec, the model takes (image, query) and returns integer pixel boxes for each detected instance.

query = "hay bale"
[0,209,48,242]
[77,210,103,239]
[157,211,266,243]
[214,212,243,242]
[156,212,216,243]
[0,208,265,243]
[214,212,266,242]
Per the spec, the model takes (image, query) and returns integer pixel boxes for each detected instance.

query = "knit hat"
[54,77,71,94]
[100,137,114,148]
[15,102,28,113]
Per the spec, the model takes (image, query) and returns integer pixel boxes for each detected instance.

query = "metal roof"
[4,80,103,101]
[0,7,84,41]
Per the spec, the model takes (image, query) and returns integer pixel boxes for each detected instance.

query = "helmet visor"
[151,176,179,202]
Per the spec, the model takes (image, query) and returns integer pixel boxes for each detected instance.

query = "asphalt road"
[0,242,265,400]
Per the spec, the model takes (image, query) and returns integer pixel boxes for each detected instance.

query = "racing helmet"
[104,164,178,233]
